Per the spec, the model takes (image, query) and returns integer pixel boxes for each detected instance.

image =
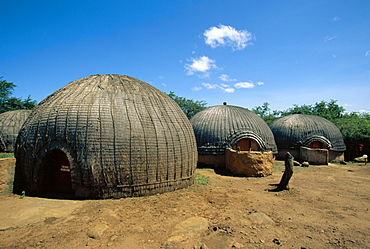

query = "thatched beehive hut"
[14,74,197,199]
[0,110,32,153]
[268,114,346,164]
[190,103,277,176]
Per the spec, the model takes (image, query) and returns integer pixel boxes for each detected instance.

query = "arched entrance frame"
[301,135,332,149]
[34,140,81,197]
[226,129,266,152]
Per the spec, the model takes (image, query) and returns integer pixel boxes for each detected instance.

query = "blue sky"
[1,0,369,113]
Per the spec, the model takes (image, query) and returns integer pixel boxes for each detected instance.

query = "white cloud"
[191,86,202,91]
[219,74,237,82]
[234,82,255,89]
[365,50,370,57]
[333,16,340,21]
[204,24,253,50]
[199,80,262,93]
[185,56,217,77]
[202,82,234,93]
[202,82,218,89]
[324,36,336,42]
[223,87,235,93]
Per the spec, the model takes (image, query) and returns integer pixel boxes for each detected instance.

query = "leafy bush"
[0,153,14,158]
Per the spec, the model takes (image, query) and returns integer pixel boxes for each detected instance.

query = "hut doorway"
[233,138,260,151]
[40,149,74,198]
[309,141,327,149]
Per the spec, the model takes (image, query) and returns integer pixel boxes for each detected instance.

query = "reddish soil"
[1,157,369,249]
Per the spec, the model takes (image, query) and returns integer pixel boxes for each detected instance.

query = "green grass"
[273,161,312,173]
[0,153,14,158]
[195,173,210,185]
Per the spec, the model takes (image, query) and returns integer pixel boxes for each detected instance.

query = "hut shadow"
[197,162,235,176]
[213,166,268,178]
[213,167,235,176]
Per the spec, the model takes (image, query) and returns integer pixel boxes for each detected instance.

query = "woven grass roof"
[0,110,32,152]
[190,104,278,154]
[14,74,197,198]
[268,114,346,151]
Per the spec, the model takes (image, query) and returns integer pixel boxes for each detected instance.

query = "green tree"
[166,91,207,119]
[0,77,16,100]
[252,100,367,139]
[251,102,278,124]
[0,77,37,113]
[279,100,345,122]
[333,112,370,140]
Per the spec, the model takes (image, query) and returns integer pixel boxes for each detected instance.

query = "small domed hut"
[14,74,197,199]
[0,110,32,152]
[190,103,277,176]
[268,114,346,164]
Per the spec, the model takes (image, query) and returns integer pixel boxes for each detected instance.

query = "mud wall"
[329,151,344,163]
[225,148,274,176]
[277,147,343,164]
[275,148,300,161]
[300,147,328,165]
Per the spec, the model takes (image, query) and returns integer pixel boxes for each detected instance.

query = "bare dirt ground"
[1,157,369,249]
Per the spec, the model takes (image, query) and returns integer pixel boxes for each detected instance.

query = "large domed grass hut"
[190,103,277,176]
[268,114,346,164]
[14,74,197,199]
[0,110,32,153]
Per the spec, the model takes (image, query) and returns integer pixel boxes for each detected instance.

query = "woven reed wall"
[14,74,197,198]
[190,104,278,154]
[268,114,346,152]
[0,110,32,152]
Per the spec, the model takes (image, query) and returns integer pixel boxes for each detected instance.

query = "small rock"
[231,241,244,248]
[133,225,144,233]
[301,161,309,167]
[248,212,275,226]
[87,223,109,239]
[166,217,208,245]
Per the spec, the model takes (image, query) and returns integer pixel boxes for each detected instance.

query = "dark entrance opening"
[40,149,74,198]
[309,141,326,149]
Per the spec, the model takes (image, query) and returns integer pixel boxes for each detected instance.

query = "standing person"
[363,154,368,165]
